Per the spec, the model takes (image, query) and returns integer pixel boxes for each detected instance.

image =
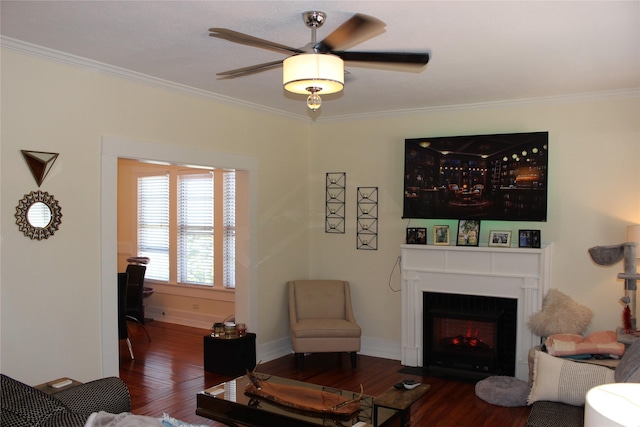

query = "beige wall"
[1,46,639,384]
[1,49,310,384]
[309,96,640,349]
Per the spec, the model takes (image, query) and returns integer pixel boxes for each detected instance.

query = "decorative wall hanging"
[325,172,346,233]
[356,187,378,250]
[21,150,59,187]
[15,190,62,240]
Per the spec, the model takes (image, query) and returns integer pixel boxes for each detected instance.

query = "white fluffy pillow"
[527,351,615,406]
[528,288,593,337]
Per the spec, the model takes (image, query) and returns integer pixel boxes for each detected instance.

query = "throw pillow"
[528,288,593,337]
[527,351,615,406]
[615,338,640,383]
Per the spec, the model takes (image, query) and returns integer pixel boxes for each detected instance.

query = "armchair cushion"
[293,281,347,320]
[292,319,361,339]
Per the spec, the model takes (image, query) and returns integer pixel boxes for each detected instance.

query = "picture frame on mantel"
[518,229,541,248]
[406,227,427,245]
[433,225,450,245]
[456,220,480,246]
[489,230,512,247]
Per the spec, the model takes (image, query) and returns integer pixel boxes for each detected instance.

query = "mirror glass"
[27,202,52,228]
[15,190,62,240]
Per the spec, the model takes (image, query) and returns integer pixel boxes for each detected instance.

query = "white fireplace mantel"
[401,243,553,381]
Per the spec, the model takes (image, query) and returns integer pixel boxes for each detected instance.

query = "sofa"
[525,337,640,427]
[1,374,131,427]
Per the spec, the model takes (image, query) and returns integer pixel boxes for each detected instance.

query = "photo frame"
[433,225,450,245]
[456,220,480,246]
[489,230,512,247]
[518,229,541,248]
[406,227,427,245]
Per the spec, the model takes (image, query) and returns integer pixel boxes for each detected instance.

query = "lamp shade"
[585,383,640,427]
[283,54,344,95]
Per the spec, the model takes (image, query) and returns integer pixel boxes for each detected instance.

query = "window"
[178,173,214,285]
[137,175,170,281]
[136,168,235,288]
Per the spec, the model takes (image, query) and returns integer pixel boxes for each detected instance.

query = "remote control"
[393,379,420,390]
[51,379,73,388]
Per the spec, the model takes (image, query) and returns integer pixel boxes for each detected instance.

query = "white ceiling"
[1,1,638,119]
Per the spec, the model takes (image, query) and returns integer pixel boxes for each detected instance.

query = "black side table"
[203,333,256,376]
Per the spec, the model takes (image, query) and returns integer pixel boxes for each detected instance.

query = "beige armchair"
[288,280,362,370]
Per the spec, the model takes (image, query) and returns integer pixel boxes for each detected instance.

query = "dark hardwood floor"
[119,320,531,426]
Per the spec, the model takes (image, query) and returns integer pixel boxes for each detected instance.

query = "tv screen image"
[403,131,548,221]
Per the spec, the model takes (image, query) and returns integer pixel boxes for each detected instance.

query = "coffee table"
[196,374,401,427]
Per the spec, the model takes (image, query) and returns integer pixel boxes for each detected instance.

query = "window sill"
[146,281,235,302]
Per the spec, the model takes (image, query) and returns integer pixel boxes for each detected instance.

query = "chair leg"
[296,353,304,370]
[350,352,357,369]
[126,315,151,342]
[126,338,135,360]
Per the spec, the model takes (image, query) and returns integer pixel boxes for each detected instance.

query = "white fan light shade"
[283,54,344,94]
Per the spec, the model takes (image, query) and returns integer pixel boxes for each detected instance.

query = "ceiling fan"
[209,11,430,111]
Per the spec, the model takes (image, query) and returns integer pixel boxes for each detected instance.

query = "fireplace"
[401,244,553,381]
[423,292,517,377]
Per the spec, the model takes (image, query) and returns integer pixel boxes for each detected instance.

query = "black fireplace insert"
[423,292,517,377]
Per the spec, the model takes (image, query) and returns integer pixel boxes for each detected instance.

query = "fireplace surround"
[401,243,553,381]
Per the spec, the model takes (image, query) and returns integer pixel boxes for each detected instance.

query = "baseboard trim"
[144,308,402,364]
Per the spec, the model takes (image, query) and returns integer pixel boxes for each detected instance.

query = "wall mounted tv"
[403,131,548,221]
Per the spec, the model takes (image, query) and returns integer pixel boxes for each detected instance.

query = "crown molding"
[3,36,637,124]
[319,87,640,123]
[1,36,309,123]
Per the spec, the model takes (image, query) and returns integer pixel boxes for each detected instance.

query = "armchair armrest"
[52,377,131,416]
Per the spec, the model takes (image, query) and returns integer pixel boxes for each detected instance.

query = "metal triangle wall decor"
[21,150,59,187]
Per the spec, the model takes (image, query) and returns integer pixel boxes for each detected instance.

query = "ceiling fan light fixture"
[283,53,344,95]
[306,88,322,111]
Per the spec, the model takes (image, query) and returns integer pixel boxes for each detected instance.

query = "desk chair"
[117,272,134,359]
[125,263,151,342]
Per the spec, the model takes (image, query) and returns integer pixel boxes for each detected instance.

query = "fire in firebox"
[442,324,491,350]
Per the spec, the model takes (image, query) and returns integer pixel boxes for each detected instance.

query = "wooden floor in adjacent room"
[120,320,531,427]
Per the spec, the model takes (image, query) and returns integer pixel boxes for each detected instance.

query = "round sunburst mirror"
[15,190,62,240]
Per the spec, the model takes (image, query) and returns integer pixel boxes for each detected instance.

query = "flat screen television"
[403,131,548,221]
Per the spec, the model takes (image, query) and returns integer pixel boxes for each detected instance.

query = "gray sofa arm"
[53,377,131,416]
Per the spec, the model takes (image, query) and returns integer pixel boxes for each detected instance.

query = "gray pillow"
[615,338,640,383]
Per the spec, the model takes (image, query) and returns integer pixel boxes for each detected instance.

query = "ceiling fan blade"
[209,28,304,55]
[334,51,430,65]
[314,13,386,52]
[216,60,284,79]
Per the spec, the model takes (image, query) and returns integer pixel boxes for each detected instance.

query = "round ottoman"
[475,376,530,407]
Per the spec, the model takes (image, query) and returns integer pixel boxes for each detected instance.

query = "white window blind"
[137,174,170,281]
[223,171,236,288]
[178,173,214,286]
[135,167,236,289]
